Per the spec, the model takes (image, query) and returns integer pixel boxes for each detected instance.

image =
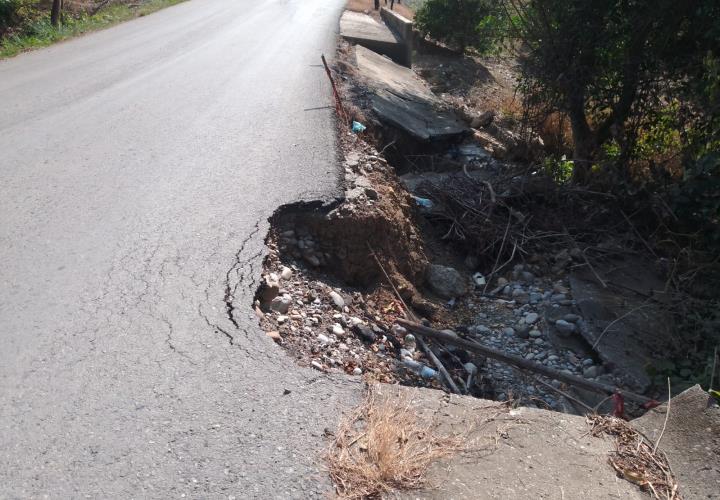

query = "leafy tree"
[415,0,498,53]
[496,0,720,182]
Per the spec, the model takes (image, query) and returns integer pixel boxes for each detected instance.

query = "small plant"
[542,155,574,184]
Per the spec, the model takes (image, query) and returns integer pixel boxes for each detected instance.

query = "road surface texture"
[0,0,359,497]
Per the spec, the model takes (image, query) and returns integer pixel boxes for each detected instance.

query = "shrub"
[414,0,498,53]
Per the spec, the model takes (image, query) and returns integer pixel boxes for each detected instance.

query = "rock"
[524,312,539,324]
[497,277,508,286]
[311,360,324,371]
[353,324,376,343]
[260,277,281,303]
[391,324,407,337]
[470,110,495,129]
[352,367,363,376]
[563,313,581,323]
[266,331,281,343]
[317,334,331,344]
[470,325,491,335]
[280,266,293,281]
[304,253,321,267]
[515,323,530,339]
[502,327,515,336]
[329,291,345,309]
[277,315,289,324]
[270,295,292,314]
[554,319,576,336]
[529,329,542,338]
[426,264,468,299]
[582,358,594,367]
[583,365,603,378]
[550,293,567,302]
[521,271,535,282]
[331,323,345,336]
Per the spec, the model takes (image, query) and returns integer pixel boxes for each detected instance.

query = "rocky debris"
[425,264,468,299]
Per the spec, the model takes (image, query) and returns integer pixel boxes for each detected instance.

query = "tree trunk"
[51,0,62,27]
[567,93,595,183]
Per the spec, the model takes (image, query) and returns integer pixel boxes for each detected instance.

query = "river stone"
[515,322,530,339]
[583,365,603,378]
[280,266,293,280]
[328,290,345,309]
[524,312,539,324]
[554,319,576,336]
[426,264,468,299]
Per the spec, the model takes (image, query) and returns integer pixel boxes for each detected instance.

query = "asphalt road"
[0,0,360,497]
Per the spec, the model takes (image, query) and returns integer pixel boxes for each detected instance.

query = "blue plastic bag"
[351,121,366,133]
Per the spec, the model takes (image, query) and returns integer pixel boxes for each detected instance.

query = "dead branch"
[397,319,654,405]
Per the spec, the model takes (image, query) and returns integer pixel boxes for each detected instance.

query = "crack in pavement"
[223,220,263,329]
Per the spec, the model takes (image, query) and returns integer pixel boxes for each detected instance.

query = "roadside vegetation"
[0,0,184,58]
[410,0,720,390]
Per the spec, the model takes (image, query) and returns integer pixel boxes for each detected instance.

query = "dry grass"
[326,388,464,499]
[588,415,681,500]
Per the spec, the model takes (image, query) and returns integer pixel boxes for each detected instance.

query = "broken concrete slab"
[377,385,645,499]
[354,46,469,142]
[632,385,720,500]
[569,256,674,393]
[340,11,408,66]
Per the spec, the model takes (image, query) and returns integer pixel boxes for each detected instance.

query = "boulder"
[426,264,468,299]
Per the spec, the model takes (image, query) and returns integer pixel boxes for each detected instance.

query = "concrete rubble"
[353,45,469,142]
[340,11,407,66]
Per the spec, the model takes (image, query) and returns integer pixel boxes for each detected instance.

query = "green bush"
[414,0,498,53]
[0,0,23,32]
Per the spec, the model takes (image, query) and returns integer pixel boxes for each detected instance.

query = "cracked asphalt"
[0,0,360,497]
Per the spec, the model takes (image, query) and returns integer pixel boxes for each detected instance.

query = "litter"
[412,196,433,209]
[351,121,366,133]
